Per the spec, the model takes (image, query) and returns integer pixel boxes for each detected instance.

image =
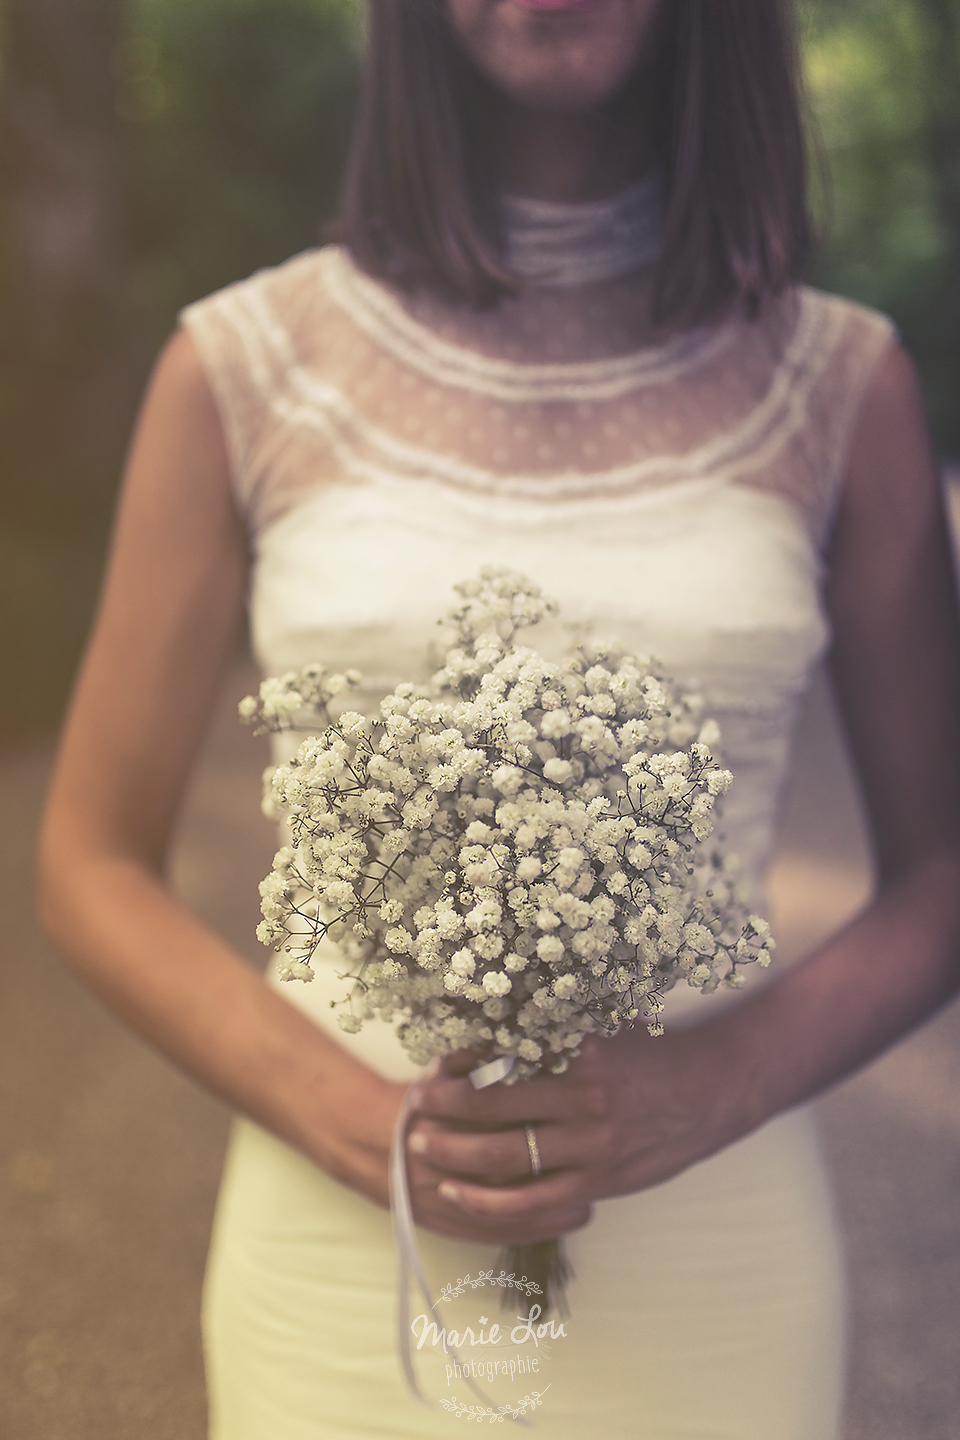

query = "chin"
[491,60,641,113]
[480,36,645,109]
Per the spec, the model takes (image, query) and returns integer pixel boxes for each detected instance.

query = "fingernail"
[438,1181,460,1204]
[407,1131,427,1156]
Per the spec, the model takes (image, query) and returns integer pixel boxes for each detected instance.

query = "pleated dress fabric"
[182,180,895,1438]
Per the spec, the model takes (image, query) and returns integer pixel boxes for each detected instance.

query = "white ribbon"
[390,1057,531,1422]
[468,1054,517,1089]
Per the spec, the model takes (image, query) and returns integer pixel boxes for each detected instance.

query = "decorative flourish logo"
[440,1389,551,1423]
[436,1270,544,1303]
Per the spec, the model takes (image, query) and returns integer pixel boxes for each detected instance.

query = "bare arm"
[410,342,960,1229]
[38,333,541,1242]
[711,340,960,1116]
[37,331,385,1176]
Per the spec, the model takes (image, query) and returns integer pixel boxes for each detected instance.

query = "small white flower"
[536,935,564,965]
[540,709,572,739]
[339,711,368,737]
[505,719,537,746]
[277,956,314,982]
[472,932,505,960]
[384,927,413,954]
[705,767,733,796]
[543,758,574,785]
[435,908,464,941]
[536,909,561,931]
[450,949,476,978]
[492,765,525,796]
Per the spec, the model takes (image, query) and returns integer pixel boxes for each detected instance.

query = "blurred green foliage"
[802,0,960,448]
[0,0,362,737]
[0,0,957,738]
[120,0,362,349]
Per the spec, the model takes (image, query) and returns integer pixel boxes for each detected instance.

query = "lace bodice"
[183,219,892,547]
[181,193,893,1027]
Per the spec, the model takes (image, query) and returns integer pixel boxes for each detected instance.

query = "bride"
[38,0,960,1435]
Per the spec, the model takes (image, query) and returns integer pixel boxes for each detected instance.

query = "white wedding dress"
[182,177,894,1439]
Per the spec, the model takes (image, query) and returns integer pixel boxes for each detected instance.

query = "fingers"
[408,1118,611,1184]
[404,1118,599,1243]
[409,1161,594,1244]
[413,1071,607,1129]
[437,1171,594,1235]
[409,1120,537,1183]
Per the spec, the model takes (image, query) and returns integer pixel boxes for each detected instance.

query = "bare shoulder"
[828,335,953,616]
[838,339,938,530]
[42,329,251,859]
[825,338,960,875]
[102,325,247,641]
[129,326,233,502]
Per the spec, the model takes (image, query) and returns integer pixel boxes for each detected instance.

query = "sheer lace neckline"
[322,244,742,400]
[500,172,663,287]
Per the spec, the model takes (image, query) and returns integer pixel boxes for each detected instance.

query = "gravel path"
[2,648,959,1440]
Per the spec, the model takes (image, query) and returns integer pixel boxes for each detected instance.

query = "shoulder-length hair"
[333,0,812,326]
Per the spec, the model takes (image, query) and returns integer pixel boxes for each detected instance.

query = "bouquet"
[241,569,773,1312]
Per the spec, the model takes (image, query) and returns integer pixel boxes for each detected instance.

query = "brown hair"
[333,0,812,324]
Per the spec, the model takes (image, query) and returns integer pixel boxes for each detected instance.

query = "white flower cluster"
[238,663,363,734]
[242,569,774,1078]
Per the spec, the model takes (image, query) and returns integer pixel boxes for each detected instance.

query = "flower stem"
[498,1239,572,1319]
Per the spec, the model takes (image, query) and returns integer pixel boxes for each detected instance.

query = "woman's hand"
[305,1050,593,1245]
[405,1025,752,1244]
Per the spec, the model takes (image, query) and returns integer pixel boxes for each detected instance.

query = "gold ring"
[524,1124,542,1177]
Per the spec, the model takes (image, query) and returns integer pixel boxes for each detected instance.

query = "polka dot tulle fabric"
[183,194,892,548]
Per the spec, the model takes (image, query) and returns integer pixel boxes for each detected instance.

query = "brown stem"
[497,1239,572,1320]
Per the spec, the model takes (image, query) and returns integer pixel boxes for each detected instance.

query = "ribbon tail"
[390,1084,437,1408]
[390,1080,533,1425]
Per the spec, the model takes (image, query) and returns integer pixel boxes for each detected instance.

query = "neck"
[481,86,653,203]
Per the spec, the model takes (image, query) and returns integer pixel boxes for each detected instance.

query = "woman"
[38,0,960,1436]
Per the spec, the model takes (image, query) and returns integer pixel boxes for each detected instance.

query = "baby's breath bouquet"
[242,569,773,1311]
[244,569,772,1061]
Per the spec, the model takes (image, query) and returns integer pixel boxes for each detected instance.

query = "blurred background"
[1,2,959,1437]
[1,0,959,736]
